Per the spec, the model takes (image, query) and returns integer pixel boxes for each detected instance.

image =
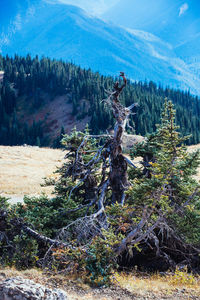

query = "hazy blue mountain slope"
[175,33,200,62]
[103,0,200,46]
[1,1,200,94]
[0,0,29,30]
[103,0,200,84]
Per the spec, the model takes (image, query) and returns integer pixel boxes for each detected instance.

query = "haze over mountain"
[103,0,200,81]
[1,0,200,95]
[103,1,200,43]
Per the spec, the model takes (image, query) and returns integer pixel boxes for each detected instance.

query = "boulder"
[0,276,68,300]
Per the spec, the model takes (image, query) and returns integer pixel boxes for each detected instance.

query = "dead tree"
[42,74,200,271]
[107,72,134,204]
[56,72,137,218]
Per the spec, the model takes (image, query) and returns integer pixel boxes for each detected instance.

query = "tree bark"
[108,73,133,204]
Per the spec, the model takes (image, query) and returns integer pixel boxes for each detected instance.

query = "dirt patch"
[188,143,200,179]
[122,134,145,151]
[17,94,90,141]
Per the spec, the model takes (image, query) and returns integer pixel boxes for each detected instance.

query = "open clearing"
[1,144,200,201]
[0,145,64,199]
[0,71,4,83]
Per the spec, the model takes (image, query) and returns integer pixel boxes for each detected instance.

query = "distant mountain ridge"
[103,0,200,46]
[103,0,200,90]
[1,1,200,95]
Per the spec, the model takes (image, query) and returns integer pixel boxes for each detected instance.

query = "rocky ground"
[0,268,199,300]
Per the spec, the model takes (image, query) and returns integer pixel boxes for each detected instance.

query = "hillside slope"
[103,0,200,88]
[0,145,63,197]
[103,0,200,46]
[1,55,200,147]
[1,1,200,94]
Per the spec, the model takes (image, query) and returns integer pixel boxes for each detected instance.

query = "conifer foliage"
[1,54,200,146]
[127,99,200,268]
[44,84,200,281]
[0,75,200,286]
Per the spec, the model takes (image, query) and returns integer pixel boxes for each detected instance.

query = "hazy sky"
[46,0,120,15]
[50,0,191,18]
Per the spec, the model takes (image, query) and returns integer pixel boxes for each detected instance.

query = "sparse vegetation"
[0,267,199,299]
[114,270,200,299]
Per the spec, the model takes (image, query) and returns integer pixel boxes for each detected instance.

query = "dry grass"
[0,268,199,300]
[1,143,200,199]
[0,145,64,197]
[0,268,119,300]
[114,271,200,299]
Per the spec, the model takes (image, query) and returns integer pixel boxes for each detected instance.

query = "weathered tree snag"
[107,72,136,204]
[4,73,136,247]
[63,72,137,214]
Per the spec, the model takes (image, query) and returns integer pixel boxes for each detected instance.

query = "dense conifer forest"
[1,54,200,146]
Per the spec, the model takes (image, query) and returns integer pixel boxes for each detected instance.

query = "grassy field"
[0,145,64,197]
[1,144,200,198]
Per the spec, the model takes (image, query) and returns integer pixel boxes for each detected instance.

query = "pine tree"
[129,99,200,246]
[53,126,100,207]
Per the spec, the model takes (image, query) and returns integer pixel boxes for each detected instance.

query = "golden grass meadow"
[1,143,200,198]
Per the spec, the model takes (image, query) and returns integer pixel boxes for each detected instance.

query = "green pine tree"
[129,99,200,245]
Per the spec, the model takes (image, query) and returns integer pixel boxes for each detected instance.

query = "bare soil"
[0,71,4,83]
[17,94,90,140]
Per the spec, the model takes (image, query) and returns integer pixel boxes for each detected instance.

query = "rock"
[122,134,145,151]
[0,276,68,300]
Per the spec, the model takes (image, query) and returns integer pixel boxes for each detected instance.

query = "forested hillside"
[1,54,200,146]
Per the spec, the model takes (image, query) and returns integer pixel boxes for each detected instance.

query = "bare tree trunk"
[108,73,135,204]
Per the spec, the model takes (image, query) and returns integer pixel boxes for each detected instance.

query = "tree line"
[1,54,200,146]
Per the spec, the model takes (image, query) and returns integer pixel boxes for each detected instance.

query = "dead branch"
[116,207,149,255]
[92,179,109,218]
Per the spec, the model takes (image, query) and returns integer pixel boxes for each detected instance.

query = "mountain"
[103,0,200,86]
[1,1,200,95]
[103,0,200,47]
